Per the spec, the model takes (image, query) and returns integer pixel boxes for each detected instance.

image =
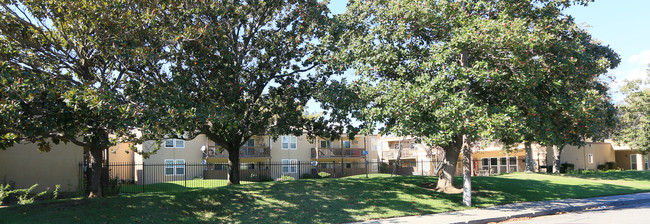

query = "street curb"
[454,196,650,224]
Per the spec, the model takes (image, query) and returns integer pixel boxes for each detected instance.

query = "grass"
[118,179,254,193]
[2,171,650,223]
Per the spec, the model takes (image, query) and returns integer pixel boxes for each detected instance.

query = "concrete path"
[354,192,650,224]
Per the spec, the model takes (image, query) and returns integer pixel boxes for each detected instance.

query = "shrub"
[606,162,617,170]
[318,172,331,178]
[278,175,295,181]
[52,185,60,200]
[379,163,389,173]
[560,163,574,173]
[13,184,48,205]
[597,164,607,171]
[300,173,314,179]
[0,184,12,205]
[258,175,273,182]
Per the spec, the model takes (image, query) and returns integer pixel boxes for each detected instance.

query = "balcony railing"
[204,146,270,158]
[311,148,364,158]
[383,149,416,159]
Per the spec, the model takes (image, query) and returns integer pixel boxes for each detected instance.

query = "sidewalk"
[355,192,650,224]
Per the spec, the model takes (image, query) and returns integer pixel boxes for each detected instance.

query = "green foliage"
[614,73,650,154]
[560,163,575,173]
[52,185,60,200]
[258,175,273,182]
[0,184,11,205]
[317,172,331,178]
[0,0,166,197]
[278,175,295,181]
[300,173,314,179]
[606,162,618,170]
[379,162,390,173]
[127,0,335,185]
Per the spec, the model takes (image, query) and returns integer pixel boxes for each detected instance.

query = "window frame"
[343,140,351,148]
[281,136,297,150]
[164,139,185,149]
[281,159,297,173]
[320,140,332,148]
[164,159,185,176]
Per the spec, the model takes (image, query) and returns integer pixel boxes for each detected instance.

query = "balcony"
[311,147,364,158]
[383,148,416,159]
[204,146,270,158]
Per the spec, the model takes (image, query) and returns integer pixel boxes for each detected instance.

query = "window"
[631,154,638,170]
[282,159,297,173]
[343,141,351,148]
[320,163,334,169]
[500,157,507,173]
[371,159,378,171]
[281,136,297,150]
[164,159,185,175]
[240,163,255,170]
[371,139,377,151]
[320,140,332,148]
[164,140,174,148]
[509,157,518,172]
[245,139,255,147]
[164,139,185,148]
[588,154,594,164]
[213,164,228,170]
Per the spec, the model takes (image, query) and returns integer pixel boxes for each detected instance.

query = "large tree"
[0,0,162,197]
[614,74,650,156]
[130,0,333,185]
[331,0,618,206]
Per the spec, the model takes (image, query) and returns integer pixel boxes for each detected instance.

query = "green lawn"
[118,179,253,193]
[2,171,650,223]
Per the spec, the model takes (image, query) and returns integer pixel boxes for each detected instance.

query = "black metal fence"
[80,160,464,194]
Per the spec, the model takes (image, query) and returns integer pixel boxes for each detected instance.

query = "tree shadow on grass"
[3,174,648,223]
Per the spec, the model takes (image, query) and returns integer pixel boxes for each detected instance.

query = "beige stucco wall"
[557,143,615,170]
[0,142,83,192]
[134,135,208,184]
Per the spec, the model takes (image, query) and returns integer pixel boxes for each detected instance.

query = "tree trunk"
[436,134,462,192]
[392,137,406,176]
[524,141,534,172]
[461,134,472,206]
[227,146,241,185]
[552,145,562,174]
[88,146,104,198]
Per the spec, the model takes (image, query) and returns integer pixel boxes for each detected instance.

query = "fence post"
[142,162,145,193]
[258,162,262,182]
[297,161,301,179]
[184,162,187,189]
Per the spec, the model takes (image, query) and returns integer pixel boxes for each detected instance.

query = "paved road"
[509,201,650,224]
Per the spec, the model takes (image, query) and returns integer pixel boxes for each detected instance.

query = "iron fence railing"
[80,159,513,194]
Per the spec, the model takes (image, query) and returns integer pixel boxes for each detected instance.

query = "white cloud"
[607,68,649,103]
[629,50,650,65]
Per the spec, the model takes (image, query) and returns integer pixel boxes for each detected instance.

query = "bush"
[300,173,314,179]
[606,162,617,170]
[597,164,607,171]
[0,184,12,205]
[318,172,331,178]
[258,175,273,182]
[560,163,574,173]
[278,175,295,181]
[379,163,389,173]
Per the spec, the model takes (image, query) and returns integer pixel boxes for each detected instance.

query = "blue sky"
[323,0,650,103]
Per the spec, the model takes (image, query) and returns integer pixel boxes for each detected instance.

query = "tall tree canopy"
[615,73,650,155]
[331,0,619,205]
[0,0,162,197]
[130,0,334,185]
